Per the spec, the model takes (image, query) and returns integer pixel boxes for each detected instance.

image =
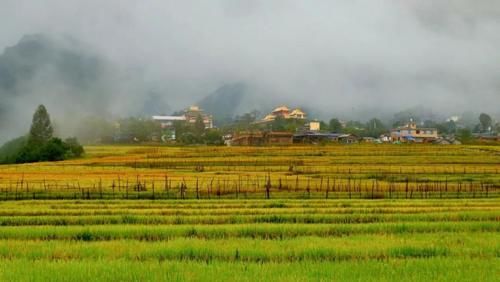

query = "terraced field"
[0,145,498,199]
[0,145,498,280]
[0,199,498,281]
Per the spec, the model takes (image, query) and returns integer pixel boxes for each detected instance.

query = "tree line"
[64,110,500,145]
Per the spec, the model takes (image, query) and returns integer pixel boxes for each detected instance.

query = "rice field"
[0,144,498,280]
[0,144,498,199]
[0,199,498,281]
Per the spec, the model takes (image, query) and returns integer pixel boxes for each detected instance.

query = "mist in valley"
[1,0,499,142]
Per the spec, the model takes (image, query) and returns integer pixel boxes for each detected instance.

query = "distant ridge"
[0,34,113,136]
[198,83,247,125]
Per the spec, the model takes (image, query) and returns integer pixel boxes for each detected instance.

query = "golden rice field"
[0,144,498,199]
[0,144,498,281]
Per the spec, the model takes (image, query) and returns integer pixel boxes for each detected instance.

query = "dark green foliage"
[39,138,67,161]
[328,118,342,133]
[364,118,386,137]
[117,117,160,142]
[0,136,28,164]
[479,113,492,132]
[178,132,200,145]
[15,138,67,163]
[457,128,473,144]
[204,130,223,145]
[12,137,84,164]
[175,121,223,145]
[319,121,328,131]
[194,114,206,137]
[343,120,365,135]
[64,137,84,158]
[223,111,259,133]
[423,120,456,135]
[443,120,457,134]
[0,105,84,164]
[29,105,53,144]
[266,117,305,132]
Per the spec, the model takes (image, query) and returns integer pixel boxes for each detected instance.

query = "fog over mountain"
[1,0,499,141]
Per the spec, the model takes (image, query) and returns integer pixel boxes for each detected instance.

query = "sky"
[0,0,499,138]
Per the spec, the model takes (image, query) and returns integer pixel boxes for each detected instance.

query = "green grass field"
[0,199,498,281]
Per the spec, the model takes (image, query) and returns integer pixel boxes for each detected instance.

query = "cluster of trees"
[70,108,499,146]
[477,113,498,133]
[174,115,223,145]
[75,114,224,145]
[220,111,498,141]
[0,105,84,164]
[327,118,387,138]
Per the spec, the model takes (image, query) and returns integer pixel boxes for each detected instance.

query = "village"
[147,104,500,146]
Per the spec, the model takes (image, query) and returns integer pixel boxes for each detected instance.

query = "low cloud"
[0,0,499,141]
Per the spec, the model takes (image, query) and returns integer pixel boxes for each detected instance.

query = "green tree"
[64,137,84,158]
[204,129,223,145]
[427,120,456,135]
[344,120,365,135]
[1,106,84,164]
[365,118,386,137]
[38,138,67,161]
[269,116,288,131]
[445,120,457,134]
[119,117,160,142]
[318,121,327,132]
[328,118,342,133]
[267,117,304,132]
[457,128,473,144]
[29,105,53,144]
[194,114,206,136]
[225,111,259,133]
[479,113,492,132]
[178,132,199,144]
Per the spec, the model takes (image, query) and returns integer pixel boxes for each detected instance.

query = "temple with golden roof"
[260,105,306,123]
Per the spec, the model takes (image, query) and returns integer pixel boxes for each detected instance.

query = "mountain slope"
[0,34,117,139]
[198,83,247,124]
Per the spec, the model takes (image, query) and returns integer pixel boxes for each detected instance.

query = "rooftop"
[272,106,290,113]
[152,116,186,121]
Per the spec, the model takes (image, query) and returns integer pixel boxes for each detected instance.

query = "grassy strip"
[2,199,498,209]
[0,211,497,226]
[0,205,498,216]
[0,233,497,262]
[0,258,498,282]
[0,222,497,241]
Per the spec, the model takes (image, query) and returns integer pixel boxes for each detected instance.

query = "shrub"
[0,137,85,164]
[65,137,84,158]
[0,136,28,164]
